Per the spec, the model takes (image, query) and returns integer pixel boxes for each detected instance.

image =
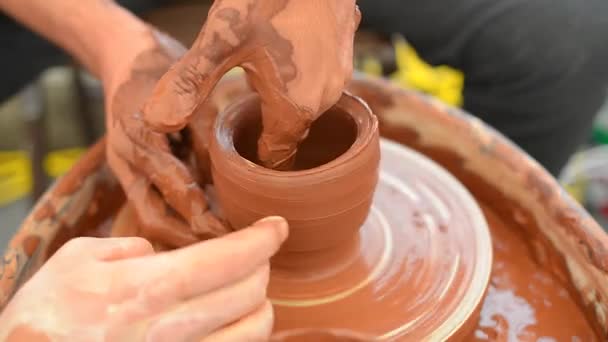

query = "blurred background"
[1,0,607,249]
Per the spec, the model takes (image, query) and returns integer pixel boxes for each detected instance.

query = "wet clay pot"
[2,74,608,340]
[210,90,493,340]
[209,92,380,253]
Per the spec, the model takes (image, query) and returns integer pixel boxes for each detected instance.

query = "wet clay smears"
[45,169,125,259]
[376,124,600,339]
[143,0,360,169]
[106,30,228,248]
[143,0,297,161]
[2,0,229,249]
[105,0,358,251]
[110,203,170,252]
[474,205,597,341]
[94,131,595,340]
[372,114,601,338]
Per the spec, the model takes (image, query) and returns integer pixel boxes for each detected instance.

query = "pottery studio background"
[1,0,608,249]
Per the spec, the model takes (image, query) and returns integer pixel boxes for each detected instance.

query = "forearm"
[0,0,148,79]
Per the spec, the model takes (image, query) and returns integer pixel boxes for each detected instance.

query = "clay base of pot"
[269,139,492,340]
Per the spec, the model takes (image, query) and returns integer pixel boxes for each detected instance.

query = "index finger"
[113,216,287,305]
[141,3,245,133]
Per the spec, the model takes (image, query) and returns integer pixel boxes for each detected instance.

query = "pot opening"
[234,106,358,171]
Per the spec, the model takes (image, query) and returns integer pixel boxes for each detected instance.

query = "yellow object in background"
[0,148,84,206]
[361,57,383,77]
[564,182,587,205]
[559,152,590,205]
[0,152,31,206]
[44,148,86,178]
[390,36,464,107]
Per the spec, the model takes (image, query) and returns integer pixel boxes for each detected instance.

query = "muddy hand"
[103,27,229,246]
[143,0,361,169]
[0,217,288,341]
[0,1,228,243]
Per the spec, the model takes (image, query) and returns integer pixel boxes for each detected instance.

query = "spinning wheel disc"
[270,139,492,340]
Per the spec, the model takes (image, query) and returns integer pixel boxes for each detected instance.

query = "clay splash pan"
[1,74,606,340]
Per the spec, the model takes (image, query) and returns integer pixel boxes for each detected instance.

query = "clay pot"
[209,92,380,253]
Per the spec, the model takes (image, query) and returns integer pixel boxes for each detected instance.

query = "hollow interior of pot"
[234,106,358,171]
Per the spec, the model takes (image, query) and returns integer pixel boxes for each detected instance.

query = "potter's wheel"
[269,139,492,340]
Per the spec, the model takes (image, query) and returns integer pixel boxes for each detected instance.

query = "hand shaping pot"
[209,92,380,253]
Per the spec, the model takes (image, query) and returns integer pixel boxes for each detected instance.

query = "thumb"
[55,237,155,262]
[141,51,233,133]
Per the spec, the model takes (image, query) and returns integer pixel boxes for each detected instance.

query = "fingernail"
[254,216,289,242]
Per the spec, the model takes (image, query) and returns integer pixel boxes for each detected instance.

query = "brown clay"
[475,204,596,340]
[1,75,605,340]
[0,0,363,252]
[345,76,608,337]
[204,90,493,339]
[143,0,361,170]
[200,76,603,339]
[1,0,230,245]
[209,92,379,253]
[109,203,173,253]
[96,75,602,339]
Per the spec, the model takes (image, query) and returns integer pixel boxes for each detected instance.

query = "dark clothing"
[1,1,608,176]
[359,0,608,176]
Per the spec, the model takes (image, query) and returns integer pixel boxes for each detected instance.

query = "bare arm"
[0,0,147,79]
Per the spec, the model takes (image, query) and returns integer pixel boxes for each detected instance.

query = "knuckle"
[251,264,270,298]
[319,77,344,113]
[57,237,91,255]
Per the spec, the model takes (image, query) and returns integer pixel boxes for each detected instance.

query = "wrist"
[91,4,152,81]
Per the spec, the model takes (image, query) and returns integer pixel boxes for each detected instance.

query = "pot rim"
[211,91,379,181]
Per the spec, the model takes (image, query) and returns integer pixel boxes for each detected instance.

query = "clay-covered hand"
[143,0,361,168]
[0,0,228,245]
[103,27,229,247]
[0,217,287,341]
